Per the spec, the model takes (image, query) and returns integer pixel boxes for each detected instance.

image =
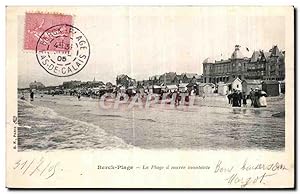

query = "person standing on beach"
[259,90,267,107]
[253,88,260,108]
[30,90,34,101]
[20,93,25,100]
[231,90,239,107]
[227,91,232,104]
[77,93,81,101]
[249,88,254,107]
[175,89,180,106]
[238,91,243,107]
[242,92,247,107]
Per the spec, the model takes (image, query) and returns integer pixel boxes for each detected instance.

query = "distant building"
[85,78,105,88]
[195,75,203,83]
[61,78,104,89]
[106,82,113,88]
[180,73,200,83]
[137,80,151,88]
[203,45,285,84]
[149,75,161,85]
[116,74,136,88]
[62,80,82,89]
[246,50,269,80]
[264,46,285,81]
[29,81,45,90]
[138,72,202,88]
[105,82,114,92]
[159,72,178,85]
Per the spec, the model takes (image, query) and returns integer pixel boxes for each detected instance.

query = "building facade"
[159,72,178,85]
[203,45,285,84]
[62,79,104,89]
[116,74,136,88]
[62,80,82,89]
[29,81,45,90]
[145,72,202,87]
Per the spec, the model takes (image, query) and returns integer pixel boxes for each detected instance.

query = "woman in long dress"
[232,90,240,107]
[253,89,260,108]
[242,92,247,107]
[259,90,267,107]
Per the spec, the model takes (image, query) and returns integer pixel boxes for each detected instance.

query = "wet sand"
[18,94,285,151]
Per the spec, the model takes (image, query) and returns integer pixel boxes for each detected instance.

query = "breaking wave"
[17,100,133,151]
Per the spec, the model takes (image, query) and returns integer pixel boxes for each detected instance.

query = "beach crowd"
[227,88,267,108]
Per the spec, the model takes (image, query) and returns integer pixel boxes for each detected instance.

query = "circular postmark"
[35,24,90,77]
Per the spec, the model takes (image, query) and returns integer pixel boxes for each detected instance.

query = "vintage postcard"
[6,6,294,188]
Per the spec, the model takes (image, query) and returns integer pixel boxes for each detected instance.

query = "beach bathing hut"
[143,86,151,94]
[152,85,162,94]
[127,86,137,96]
[242,80,262,95]
[195,82,202,95]
[262,80,280,96]
[178,83,188,92]
[186,82,198,94]
[226,77,242,92]
[198,83,215,95]
[217,82,228,96]
[160,84,167,92]
[166,84,178,92]
[91,87,101,92]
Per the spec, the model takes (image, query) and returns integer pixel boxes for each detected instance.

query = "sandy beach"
[17,94,285,151]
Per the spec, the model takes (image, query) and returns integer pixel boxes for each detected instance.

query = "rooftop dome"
[231,45,244,59]
[203,57,215,64]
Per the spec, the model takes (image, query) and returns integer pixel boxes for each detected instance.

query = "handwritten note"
[214,159,288,188]
[13,157,61,179]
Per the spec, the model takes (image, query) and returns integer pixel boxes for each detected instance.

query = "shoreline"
[17,94,285,151]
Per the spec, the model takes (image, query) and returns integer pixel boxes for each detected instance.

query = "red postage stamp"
[24,12,73,50]
[35,24,90,77]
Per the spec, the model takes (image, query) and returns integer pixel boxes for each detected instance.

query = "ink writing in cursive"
[13,157,60,179]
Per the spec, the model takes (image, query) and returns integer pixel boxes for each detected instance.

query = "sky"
[17,7,286,88]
